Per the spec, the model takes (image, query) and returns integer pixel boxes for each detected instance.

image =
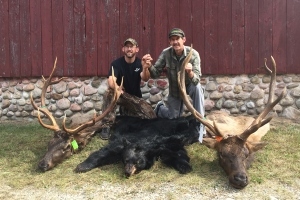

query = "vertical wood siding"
[0,0,299,77]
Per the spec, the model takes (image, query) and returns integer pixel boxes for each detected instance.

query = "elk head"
[178,49,286,189]
[31,58,122,171]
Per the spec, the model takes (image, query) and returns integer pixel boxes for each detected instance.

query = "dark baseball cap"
[168,28,185,38]
[123,38,138,46]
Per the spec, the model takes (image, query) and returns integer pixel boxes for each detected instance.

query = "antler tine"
[62,67,122,134]
[239,56,286,140]
[31,57,61,131]
[37,108,60,131]
[31,93,60,131]
[40,57,68,105]
[177,46,219,136]
[41,57,58,106]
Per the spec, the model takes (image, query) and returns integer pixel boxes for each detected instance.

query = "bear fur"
[75,115,199,177]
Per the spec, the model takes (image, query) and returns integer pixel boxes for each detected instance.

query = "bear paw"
[176,161,192,174]
[74,163,94,173]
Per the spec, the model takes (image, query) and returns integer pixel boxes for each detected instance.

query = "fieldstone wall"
[1,74,300,122]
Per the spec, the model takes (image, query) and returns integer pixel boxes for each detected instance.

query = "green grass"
[0,118,299,198]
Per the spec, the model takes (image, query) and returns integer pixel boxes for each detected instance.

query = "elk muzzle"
[229,172,248,189]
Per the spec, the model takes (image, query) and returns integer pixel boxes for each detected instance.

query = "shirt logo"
[134,68,140,72]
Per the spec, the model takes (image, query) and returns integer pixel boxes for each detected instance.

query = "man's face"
[169,36,186,54]
[123,43,139,58]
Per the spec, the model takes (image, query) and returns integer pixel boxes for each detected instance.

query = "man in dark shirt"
[100,38,150,139]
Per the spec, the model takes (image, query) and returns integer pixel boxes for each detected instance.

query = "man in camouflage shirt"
[141,28,206,142]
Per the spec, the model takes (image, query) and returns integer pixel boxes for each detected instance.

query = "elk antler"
[178,53,286,140]
[177,46,222,136]
[31,57,122,135]
[238,56,286,141]
[62,67,122,134]
[30,57,67,131]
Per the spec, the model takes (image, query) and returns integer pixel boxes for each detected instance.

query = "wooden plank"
[191,0,205,74]
[97,0,110,76]
[115,0,144,60]
[204,0,219,75]
[218,0,232,74]
[52,0,64,76]
[166,0,179,32]
[272,0,286,74]
[41,0,53,76]
[0,0,10,77]
[106,0,120,76]
[9,0,21,77]
[141,0,155,58]
[287,0,300,73]
[85,0,98,76]
[63,0,75,76]
[130,0,143,50]
[154,0,168,60]
[19,0,31,77]
[244,0,259,74]
[179,0,192,44]
[119,1,130,46]
[74,0,86,76]
[232,0,245,74]
[30,0,42,77]
[258,0,273,74]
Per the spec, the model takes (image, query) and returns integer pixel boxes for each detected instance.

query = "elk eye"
[62,144,71,153]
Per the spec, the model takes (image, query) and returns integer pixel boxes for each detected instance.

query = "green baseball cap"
[124,38,138,46]
[168,28,185,38]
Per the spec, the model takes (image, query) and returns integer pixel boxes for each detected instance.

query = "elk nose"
[38,161,50,172]
[234,174,248,183]
[124,172,131,178]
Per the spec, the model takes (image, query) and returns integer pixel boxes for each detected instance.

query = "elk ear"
[246,142,268,153]
[202,138,217,149]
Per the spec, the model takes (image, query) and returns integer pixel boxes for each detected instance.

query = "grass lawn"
[0,117,299,199]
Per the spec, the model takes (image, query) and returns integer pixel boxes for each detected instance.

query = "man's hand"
[142,54,153,69]
[185,63,194,78]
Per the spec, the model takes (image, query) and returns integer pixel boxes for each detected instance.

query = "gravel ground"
[1,179,300,200]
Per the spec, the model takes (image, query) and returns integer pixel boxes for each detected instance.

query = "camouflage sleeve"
[149,51,166,78]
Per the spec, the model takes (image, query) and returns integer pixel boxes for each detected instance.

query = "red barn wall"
[0,0,299,78]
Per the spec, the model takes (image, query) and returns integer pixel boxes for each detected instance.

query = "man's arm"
[141,54,152,81]
[140,66,150,81]
[142,51,166,79]
[186,50,201,85]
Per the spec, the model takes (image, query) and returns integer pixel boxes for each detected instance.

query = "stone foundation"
[1,74,300,122]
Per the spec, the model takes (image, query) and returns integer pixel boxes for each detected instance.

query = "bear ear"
[122,138,131,146]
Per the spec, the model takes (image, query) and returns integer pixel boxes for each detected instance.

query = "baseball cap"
[168,28,185,38]
[123,38,138,46]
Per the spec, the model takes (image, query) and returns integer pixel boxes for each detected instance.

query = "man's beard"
[125,52,135,59]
